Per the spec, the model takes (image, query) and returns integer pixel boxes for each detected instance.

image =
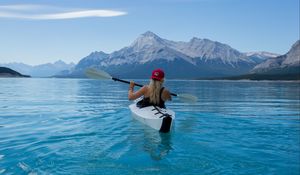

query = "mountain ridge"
[210,40,300,80]
[0,60,75,77]
[2,31,285,79]
[65,31,273,79]
[251,40,300,75]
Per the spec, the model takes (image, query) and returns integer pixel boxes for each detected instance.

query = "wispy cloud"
[0,4,44,10]
[0,4,127,20]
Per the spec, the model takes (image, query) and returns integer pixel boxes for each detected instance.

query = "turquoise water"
[0,78,299,175]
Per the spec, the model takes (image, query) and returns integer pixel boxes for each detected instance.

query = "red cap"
[151,69,165,81]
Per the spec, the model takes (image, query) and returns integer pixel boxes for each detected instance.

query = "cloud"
[0,4,44,10]
[0,4,127,20]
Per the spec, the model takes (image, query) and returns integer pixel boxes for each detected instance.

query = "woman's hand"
[129,81,135,90]
[128,82,146,101]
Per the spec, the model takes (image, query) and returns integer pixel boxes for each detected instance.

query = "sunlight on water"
[0,78,299,174]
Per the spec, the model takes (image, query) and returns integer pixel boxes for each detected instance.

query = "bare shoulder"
[142,85,150,92]
[143,85,150,96]
[143,85,149,90]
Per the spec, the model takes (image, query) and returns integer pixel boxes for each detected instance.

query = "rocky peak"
[130,31,166,50]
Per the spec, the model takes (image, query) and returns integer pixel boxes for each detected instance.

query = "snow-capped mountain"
[245,51,280,58]
[59,51,109,77]
[0,60,75,77]
[100,31,254,66]
[75,51,109,70]
[251,40,300,74]
[245,51,280,64]
[101,31,195,66]
[167,37,250,65]
[66,31,276,79]
[282,40,300,66]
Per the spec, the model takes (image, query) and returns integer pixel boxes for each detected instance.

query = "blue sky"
[0,0,299,65]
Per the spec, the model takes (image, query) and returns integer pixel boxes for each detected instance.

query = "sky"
[0,0,299,65]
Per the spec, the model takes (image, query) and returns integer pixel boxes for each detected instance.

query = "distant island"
[0,67,30,78]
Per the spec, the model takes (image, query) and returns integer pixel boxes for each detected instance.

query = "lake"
[0,78,299,175]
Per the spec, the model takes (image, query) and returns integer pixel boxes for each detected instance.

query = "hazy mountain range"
[59,31,279,79]
[0,60,75,77]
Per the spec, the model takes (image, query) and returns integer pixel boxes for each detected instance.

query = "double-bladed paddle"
[85,68,198,103]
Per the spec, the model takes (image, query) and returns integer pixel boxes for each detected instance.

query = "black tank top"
[136,87,166,108]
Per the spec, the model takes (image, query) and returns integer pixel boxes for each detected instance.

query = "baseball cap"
[151,69,165,81]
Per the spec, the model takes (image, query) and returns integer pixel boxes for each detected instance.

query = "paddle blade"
[85,68,112,80]
[177,93,198,103]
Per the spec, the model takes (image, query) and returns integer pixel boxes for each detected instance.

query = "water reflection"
[142,128,173,161]
[168,80,300,115]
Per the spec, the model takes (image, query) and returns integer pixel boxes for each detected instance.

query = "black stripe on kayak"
[152,106,172,133]
[160,115,172,133]
[153,106,169,117]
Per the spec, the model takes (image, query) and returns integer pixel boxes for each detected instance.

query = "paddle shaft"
[111,77,177,97]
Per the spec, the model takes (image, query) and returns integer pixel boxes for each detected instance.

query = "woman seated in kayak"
[128,69,171,109]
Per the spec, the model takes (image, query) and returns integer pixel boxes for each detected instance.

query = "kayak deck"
[129,103,175,132]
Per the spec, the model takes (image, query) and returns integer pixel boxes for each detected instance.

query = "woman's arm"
[162,89,172,101]
[128,81,147,100]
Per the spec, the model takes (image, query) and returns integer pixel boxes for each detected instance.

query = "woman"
[128,69,171,108]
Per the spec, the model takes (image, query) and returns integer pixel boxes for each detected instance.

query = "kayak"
[129,103,175,132]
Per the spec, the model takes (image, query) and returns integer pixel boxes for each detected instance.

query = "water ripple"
[0,79,299,174]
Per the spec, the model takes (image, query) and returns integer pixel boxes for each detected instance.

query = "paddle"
[85,68,198,103]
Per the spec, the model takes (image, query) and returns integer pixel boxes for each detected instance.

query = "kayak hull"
[129,103,175,132]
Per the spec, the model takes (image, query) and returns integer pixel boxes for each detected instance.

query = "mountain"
[245,51,279,64]
[251,40,300,75]
[31,60,75,77]
[245,51,280,58]
[65,31,273,79]
[0,67,30,77]
[0,60,75,77]
[211,40,300,80]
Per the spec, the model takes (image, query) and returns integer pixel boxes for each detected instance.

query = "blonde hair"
[148,79,163,105]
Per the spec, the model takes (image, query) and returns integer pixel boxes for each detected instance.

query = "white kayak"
[129,103,175,132]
